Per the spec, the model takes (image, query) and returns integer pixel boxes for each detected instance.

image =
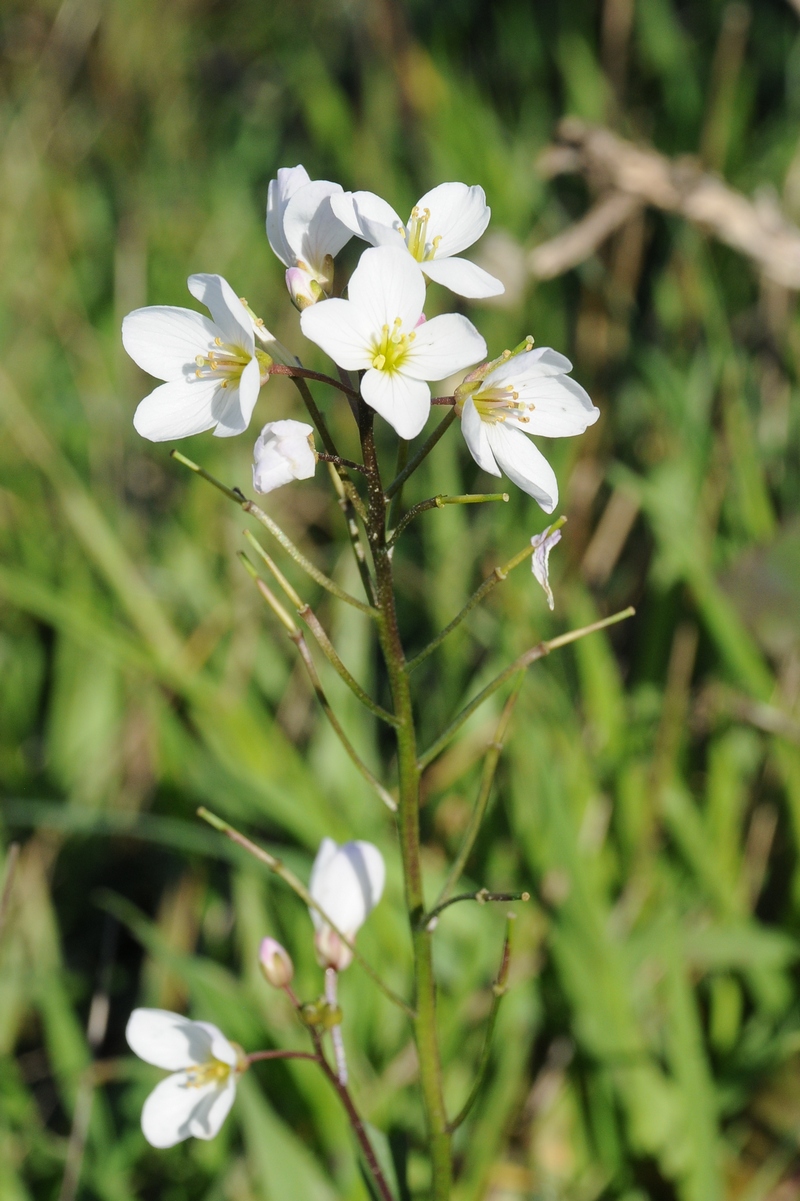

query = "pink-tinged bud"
[285,267,325,311]
[259,938,294,988]
[314,925,353,972]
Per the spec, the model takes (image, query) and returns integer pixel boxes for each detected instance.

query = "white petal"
[332,191,405,247]
[122,307,218,381]
[460,396,501,477]
[309,838,340,931]
[360,368,431,439]
[126,1009,213,1070]
[187,274,254,352]
[193,1022,238,1067]
[309,840,385,934]
[300,298,374,370]
[267,165,311,265]
[531,524,562,611]
[403,313,487,381]
[133,377,221,442]
[283,181,351,274]
[485,347,574,385]
[188,1075,237,1140]
[417,182,491,258]
[210,355,261,439]
[508,375,599,439]
[140,1072,235,1148]
[348,246,425,333]
[422,256,504,299]
[486,423,559,513]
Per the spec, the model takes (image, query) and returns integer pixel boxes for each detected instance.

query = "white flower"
[252,420,316,494]
[126,1008,244,1148]
[123,274,269,441]
[330,182,504,299]
[531,520,563,611]
[309,837,385,971]
[300,246,487,439]
[267,165,352,306]
[456,346,600,512]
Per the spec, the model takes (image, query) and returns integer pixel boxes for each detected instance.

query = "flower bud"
[286,267,325,311]
[313,925,353,972]
[259,937,294,988]
[252,420,316,495]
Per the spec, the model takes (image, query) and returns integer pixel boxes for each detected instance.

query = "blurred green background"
[4,1,800,1199]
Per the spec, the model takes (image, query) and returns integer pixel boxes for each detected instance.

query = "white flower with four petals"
[123,274,267,441]
[267,165,353,307]
[309,837,385,971]
[301,246,487,439]
[126,1008,244,1148]
[456,347,600,512]
[331,182,504,299]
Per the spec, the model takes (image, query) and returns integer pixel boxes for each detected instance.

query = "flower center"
[184,1058,232,1089]
[194,337,251,389]
[402,206,443,262]
[371,317,416,373]
[473,384,535,425]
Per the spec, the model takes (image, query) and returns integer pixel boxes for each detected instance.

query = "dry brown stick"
[534,118,800,288]
[529,191,641,279]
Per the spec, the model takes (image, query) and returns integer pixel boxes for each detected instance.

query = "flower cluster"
[123,164,598,523]
[127,837,385,1146]
[120,163,607,1168]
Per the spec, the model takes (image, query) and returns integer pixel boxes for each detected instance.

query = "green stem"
[170,450,375,615]
[326,462,378,606]
[406,540,541,673]
[197,808,414,1017]
[434,679,524,907]
[446,918,514,1133]
[424,888,530,929]
[289,376,368,523]
[240,558,397,812]
[418,607,636,771]
[359,408,452,1201]
[388,493,509,546]
[384,408,457,501]
[243,532,397,726]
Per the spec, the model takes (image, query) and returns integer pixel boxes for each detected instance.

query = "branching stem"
[433,679,524,908]
[388,493,508,545]
[446,918,514,1133]
[170,450,375,615]
[239,557,397,811]
[384,408,457,501]
[418,607,636,770]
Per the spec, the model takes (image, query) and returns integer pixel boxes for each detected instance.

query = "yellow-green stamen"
[371,317,416,373]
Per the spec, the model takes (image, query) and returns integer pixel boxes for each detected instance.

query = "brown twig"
[534,117,800,288]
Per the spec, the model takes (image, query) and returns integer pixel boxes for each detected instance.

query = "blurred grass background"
[3,0,800,1199]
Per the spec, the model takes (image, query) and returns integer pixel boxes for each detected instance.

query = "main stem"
[359,409,451,1201]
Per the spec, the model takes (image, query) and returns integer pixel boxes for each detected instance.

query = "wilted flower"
[456,346,599,512]
[300,246,486,439]
[531,520,564,611]
[267,165,352,307]
[258,938,295,989]
[126,1008,245,1148]
[123,274,270,441]
[252,419,316,495]
[331,182,504,299]
[309,837,386,971]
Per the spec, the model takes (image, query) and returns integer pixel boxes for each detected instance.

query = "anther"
[214,337,222,346]
[373,353,386,370]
